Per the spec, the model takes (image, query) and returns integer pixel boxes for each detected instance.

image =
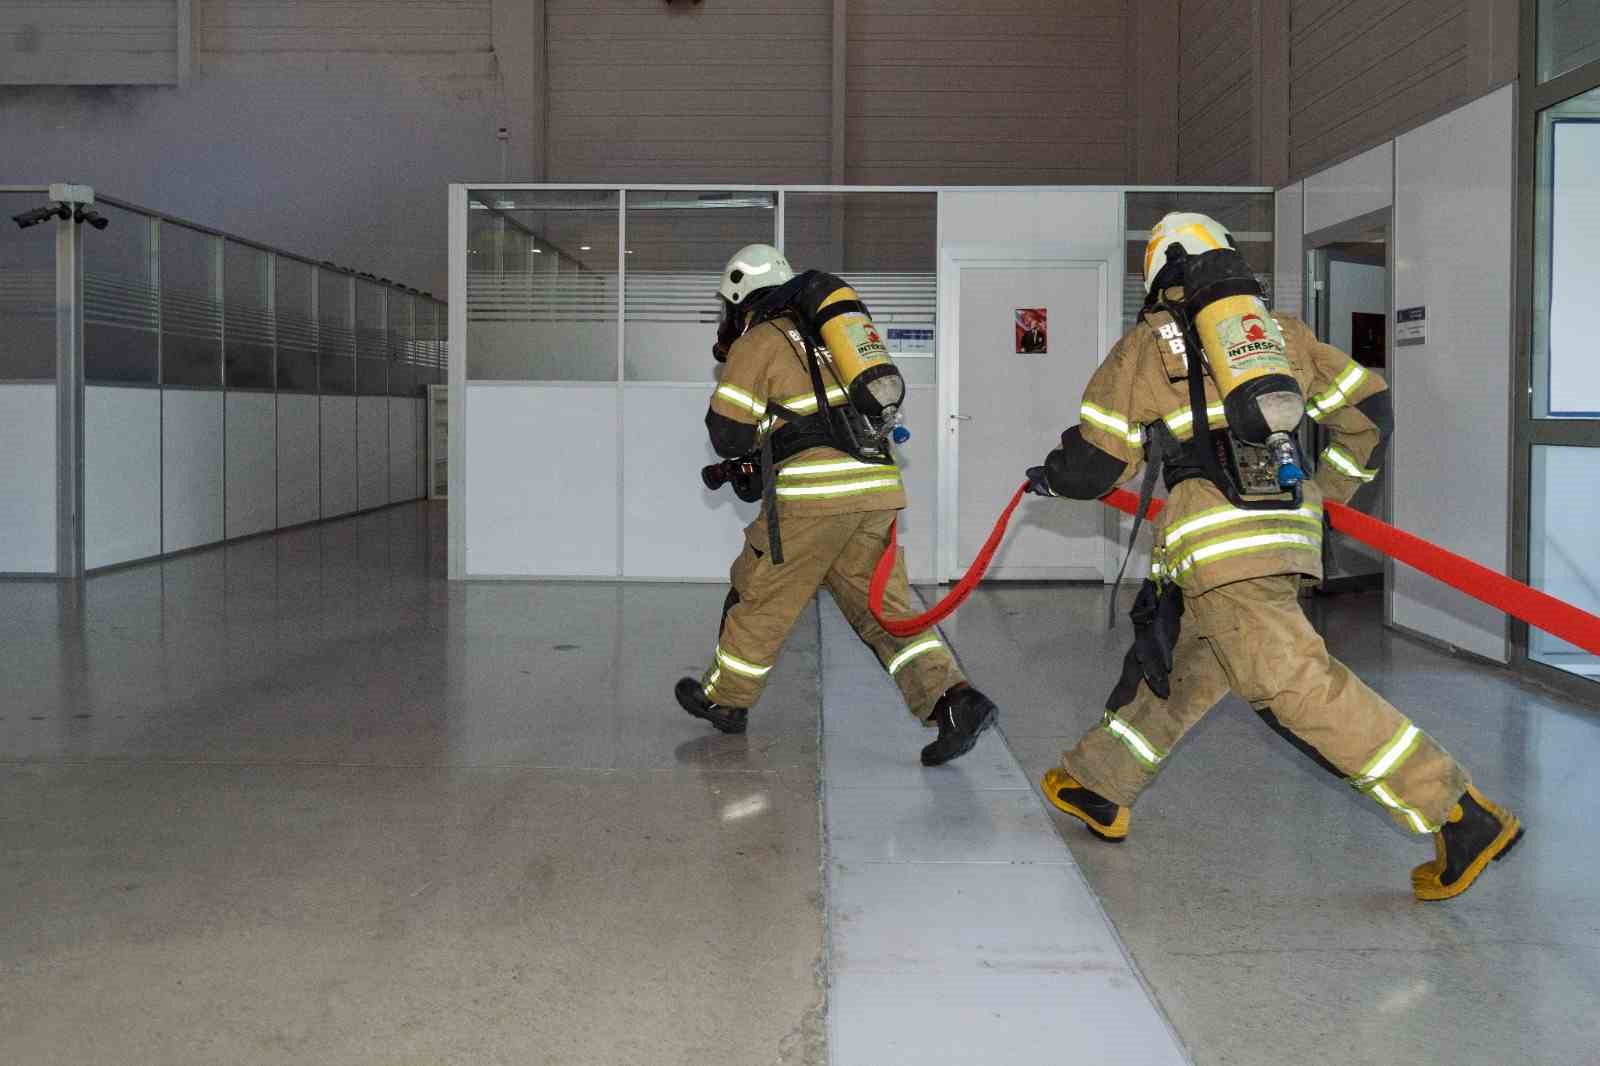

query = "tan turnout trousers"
[702,508,964,717]
[1064,575,1469,834]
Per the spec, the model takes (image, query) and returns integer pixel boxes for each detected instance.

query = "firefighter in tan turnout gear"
[676,244,998,765]
[1024,212,1522,901]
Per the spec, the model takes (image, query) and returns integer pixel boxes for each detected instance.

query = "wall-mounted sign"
[1015,308,1047,354]
[1395,305,1426,347]
[885,326,934,357]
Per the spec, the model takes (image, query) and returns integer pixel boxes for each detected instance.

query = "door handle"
[949,413,972,421]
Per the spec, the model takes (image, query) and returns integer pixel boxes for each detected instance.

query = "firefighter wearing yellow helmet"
[676,244,999,766]
[1022,213,1522,900]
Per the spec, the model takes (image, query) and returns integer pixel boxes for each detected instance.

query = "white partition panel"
[621,386,756,580]
[414,398,428,499]
[0,384,57,573]
[388,397,418,503]
[276,394,320,527]
[85,386,160,569]
[896,386,939,585]
[162,389,224,553]
[466,383,619,576]
[1304,141,1393,235]
[1274,181,1305,317]
[357,396,389,510]
[320,396,358,518]
[224,392,276,539]
[1391,86,1513,662]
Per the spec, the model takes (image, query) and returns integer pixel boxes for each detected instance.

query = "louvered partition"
[67,194,448,570]
[458,185,940,580]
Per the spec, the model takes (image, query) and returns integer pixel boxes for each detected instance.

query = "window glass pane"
[413,300,437,387]
[1533,90,1600,418]
[1539,0,1600,83]
[85,203,159,384]
[388,289,416,396]
[784,192,938,386]
[224,240,274,390]
[623,190,775,383]
[0,192,58,381]
[1124,190,1275,335]
[318,270,355,395]
[466,189,619,381]
[275,257,317,393]
[1530,445,1600,682]
[356,280,388,396]
[160,223,222,387]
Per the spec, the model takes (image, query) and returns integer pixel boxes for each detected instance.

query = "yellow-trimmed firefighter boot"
[1411,784,1523,902]
[1041,768,1130,842]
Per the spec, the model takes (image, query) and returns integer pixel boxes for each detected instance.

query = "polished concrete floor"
[0,504,825,1066]
[3,503,1597,1065]
[939,581,1600,1066]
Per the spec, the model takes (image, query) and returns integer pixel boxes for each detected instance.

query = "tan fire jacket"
[708,315,907,518]
[1078,299,1388,594]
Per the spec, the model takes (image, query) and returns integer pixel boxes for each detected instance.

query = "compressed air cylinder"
[1191,293,1304,442]
[801,275,906,419]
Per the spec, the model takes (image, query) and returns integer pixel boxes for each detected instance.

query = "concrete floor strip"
[816,593,1191,1065]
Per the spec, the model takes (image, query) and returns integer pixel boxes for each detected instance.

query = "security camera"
[11,202,72,229]
[75,206,109,230]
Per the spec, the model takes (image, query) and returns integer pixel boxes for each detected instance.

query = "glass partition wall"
[1516,10,1600,689]
[0,187,449,577]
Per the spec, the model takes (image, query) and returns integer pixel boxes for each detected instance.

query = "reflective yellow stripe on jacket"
[1307,362,1368,422]
[1080,403,1145,447]
[1160,501,1323,587]
[775,455,903,501]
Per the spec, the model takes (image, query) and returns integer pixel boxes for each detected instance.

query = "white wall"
[1328,261,1387,355]
[320,396,359,518]
[466,383,619,576]
[620,387,756,580]
[225,392,277,539]
[85,386,161,569]
[1390,85,1514,662]
[161,389,225,553]
[276,394,321,527]
[1303,142,1393,236]
[388,397,419,504]
[939,188,1126,582]
[0,384,56,573]
[1,37,508,295]
[357,396,390,511]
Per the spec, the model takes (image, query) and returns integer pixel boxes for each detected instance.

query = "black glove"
[1024,465,1057,497]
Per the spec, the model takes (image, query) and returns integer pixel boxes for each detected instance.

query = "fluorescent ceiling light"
[580,245,592,251]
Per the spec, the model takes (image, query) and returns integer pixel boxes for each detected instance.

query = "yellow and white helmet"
[718,243,794,306]
[1143,212,1234,294]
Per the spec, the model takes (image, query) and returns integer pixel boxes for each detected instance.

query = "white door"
[950,258,1111,580]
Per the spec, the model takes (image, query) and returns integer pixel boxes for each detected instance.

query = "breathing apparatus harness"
[1103,247,1310,707]
[706,270,907,564]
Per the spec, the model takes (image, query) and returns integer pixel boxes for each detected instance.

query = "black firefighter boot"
[1411,783,1523,901]
[920,684,998,766]
[675,677,748,735]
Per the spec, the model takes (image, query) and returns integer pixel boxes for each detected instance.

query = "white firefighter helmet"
[1143,212,1235,294]
[718,243,794,306]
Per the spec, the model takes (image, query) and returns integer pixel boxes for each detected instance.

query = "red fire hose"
[867,484,1600,657]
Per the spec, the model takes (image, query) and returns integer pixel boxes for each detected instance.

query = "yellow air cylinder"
[1193,293,1291,394]
[809,282,904,418]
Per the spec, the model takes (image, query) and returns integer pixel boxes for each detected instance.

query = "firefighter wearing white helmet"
[677,244,999,766]
[1021,212,1521,901]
